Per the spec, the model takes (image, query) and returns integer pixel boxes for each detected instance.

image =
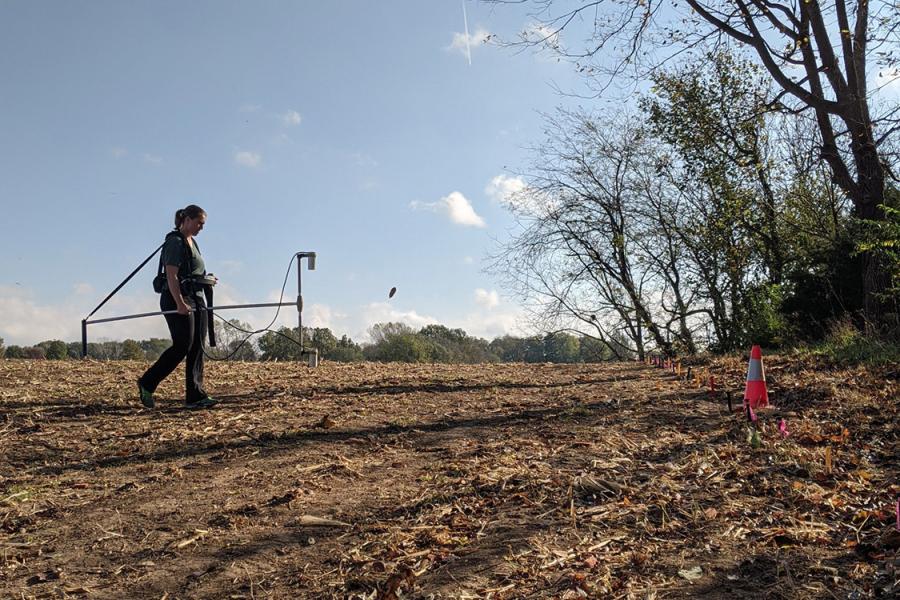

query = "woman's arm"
[165,265,191,315]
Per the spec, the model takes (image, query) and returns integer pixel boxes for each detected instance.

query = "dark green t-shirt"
[161,233,205,278]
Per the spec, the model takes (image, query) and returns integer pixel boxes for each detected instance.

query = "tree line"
[489,49,899,360]
[477,0,899,360]
[0,323,623,364]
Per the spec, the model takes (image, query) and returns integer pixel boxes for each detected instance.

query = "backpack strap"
[156,231,196,292]
[181,233,195,279]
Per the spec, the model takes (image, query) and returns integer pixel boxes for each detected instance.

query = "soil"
[1,357,897,599]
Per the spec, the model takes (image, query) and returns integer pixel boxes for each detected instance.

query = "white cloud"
[410,191,486,228]
[448,27,492,59]
[486,175,552,216]
[143,153,163,165]
[463,256,474,265]
[111,147,127,159]
[474,288,500,309]
[239,104,262,113]
[282,110,302,126]
[353,302,438,342]
[248,294,438,344]
[73,283,94,296]
[453,308,526,340]
[234,151,262,168]
[209,281,243,307]
[443,192,486,227]
[485,174,526,206]
[306,304,339,329]
[0,285,168,346]
[522,23,561,51]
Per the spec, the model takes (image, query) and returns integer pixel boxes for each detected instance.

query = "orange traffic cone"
[743,345,769,409]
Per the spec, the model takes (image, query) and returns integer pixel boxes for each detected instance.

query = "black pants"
[139,291,207,402]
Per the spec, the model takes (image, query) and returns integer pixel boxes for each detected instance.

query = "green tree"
[578,337,612,363]
[417,324,496,363]
[856,194,900,326]
[308,327,338,359]
[258,327,303,361]
[644,51,783,284]
[39,340,68,360]
[121,339,145,360]
[489,335,527,362]
[372,333,431,362]
[364,322,434,362]
[85,342,111,360]
[369,322,416,344]
[543,332,580,363]
[5,345,25,359]
[140,338,173,361]
[523,336,544,363]
[330,334,365,362]
[642,52,779,350]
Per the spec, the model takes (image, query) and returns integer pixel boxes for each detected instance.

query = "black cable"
[206,314,306,360]
[200,254,306,361]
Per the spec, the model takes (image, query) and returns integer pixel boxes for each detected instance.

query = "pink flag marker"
[778,419,789,437]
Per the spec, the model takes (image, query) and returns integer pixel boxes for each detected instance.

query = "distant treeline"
[0,321,624,364]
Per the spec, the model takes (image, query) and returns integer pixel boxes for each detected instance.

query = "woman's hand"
[165,265,191,315]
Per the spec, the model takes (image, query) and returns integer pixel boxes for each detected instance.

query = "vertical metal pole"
[297,258,303,353]
[81,319,88,358]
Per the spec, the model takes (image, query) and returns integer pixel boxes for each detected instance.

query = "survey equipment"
[81,249,318,366]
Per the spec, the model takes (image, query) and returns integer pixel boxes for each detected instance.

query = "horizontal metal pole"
[85,301,298,326]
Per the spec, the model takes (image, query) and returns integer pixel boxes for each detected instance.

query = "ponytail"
[174,204,206,229]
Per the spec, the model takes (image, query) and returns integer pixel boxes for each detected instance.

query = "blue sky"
[0,0,588,346]
[4,2,896,348]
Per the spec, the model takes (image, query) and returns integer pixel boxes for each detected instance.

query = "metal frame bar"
[296,252,316,361]
[84,301,298,325]
[82,250,317,359]
[81,302,298,357]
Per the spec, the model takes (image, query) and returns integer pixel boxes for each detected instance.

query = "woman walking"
[138,205,217,409]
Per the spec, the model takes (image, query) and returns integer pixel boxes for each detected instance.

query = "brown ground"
[0,357,897,599]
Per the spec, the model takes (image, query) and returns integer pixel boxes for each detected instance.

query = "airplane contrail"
[462,0,472,66]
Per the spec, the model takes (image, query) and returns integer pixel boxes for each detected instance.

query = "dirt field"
[1,357,897,599]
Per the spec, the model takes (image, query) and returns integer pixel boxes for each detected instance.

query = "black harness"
[153,230,216,347]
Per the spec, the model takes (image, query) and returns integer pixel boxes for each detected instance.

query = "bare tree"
[491,0,899,322]
[491,111,683,359]
[628,153,704,353]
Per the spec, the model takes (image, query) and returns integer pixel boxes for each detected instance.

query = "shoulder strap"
[181,233,195,275]
[156,231,197,283]
[158,231,180,278]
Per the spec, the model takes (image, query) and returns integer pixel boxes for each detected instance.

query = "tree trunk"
[851,136,887,328]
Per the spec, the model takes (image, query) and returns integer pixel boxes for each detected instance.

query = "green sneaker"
[137,381,154,409]
[185,397,217,409]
